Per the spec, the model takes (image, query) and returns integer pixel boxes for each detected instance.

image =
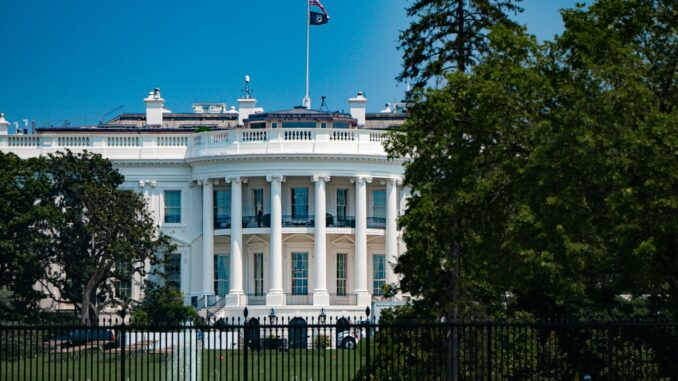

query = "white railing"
[1,128,391,159]
[107,136,141,147]
[157,136,189,147]
[331,130,356,141]
[58,136,90,147]
[241,130,267,142]
[8,136,41,147]
[284,129,314,141]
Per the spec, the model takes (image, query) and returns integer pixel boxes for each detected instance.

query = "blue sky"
[0,0,580,128]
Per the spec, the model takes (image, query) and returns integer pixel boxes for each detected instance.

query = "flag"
[309,0,329,25]
[310,11,329,25]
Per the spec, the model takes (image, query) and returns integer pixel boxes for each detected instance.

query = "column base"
[355,290,372,307]
[225,292,246,306]
[313,291,330,306]
[266,291,285,306]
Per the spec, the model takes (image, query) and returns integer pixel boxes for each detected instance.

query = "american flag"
[309,0,329,17]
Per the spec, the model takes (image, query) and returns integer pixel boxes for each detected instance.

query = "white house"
[0,88,409,323]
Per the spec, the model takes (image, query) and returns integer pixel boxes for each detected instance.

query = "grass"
[1,349,366,380]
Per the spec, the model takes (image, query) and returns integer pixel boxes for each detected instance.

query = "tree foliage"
[398,0,523,90]
[36,151,174,324]
[388,0,678,319]
[131,281,200,326]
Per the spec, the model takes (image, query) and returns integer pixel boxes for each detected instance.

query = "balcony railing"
[243,215,271,228]
[282,215,315,227]
[247,294,266,306]
[286,293,312,305]
[329,293,357,306]
[214,216,231,229]
[328,215,356,228]
[367,217,386,229]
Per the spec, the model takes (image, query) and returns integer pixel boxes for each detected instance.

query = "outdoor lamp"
[269,308,276,321]
[319,308,327,323]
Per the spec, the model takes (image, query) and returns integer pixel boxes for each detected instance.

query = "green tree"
[131,281,200,326]
[388,0,677,319]
[398,0,523,90]
[0,152,52,319]
[38,151,174,324]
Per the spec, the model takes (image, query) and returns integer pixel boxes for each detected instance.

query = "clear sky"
[0,0,580,129]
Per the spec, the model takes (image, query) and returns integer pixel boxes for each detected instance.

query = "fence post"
[243,307,249,381]
[120,319,126,381]
[487,326,492,381]
[365,307,371,380]
[607,326,614,380]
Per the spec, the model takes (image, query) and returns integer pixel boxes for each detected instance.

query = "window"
[116,262,133,298]
[333,122,350,129]
[372,190,386,219]
[336,253,347,296]
[214,255,229,296]
[282,122,316,128]
[164,190,181,223]
[166,254,181,289]
[291,188,309,219]
[373,254,386,296]
[214,190,231,227]
[251,122,266,129]
[320,122,327,129]
[253,189,264,214]
[254,252,264,296]
[291,252,308,295]
[336,189,348,222]
[272,122,278,129]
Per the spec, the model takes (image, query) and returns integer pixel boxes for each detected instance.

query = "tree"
[131,281,200,326]
[0,152,52,319]
[398,0,523,90]
[38,151,174,324]
[388,0,677,319]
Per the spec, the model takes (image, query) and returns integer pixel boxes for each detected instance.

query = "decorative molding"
[350,176,373,185]
[311,175,331,183]
[225,176,248,184]
[266,175,287,183]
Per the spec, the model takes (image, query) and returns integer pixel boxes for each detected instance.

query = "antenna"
[320,96,328,111]
[244,75,251,99]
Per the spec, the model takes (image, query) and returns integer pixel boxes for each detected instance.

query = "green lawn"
[1,349,366,380]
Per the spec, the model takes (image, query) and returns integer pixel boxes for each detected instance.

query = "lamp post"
[319,308,326,324]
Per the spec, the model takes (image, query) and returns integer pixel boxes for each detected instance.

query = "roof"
[246,106,355,122]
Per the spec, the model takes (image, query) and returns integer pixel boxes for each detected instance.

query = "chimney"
[0,113,9,135]
[144,88,165,126]
[348,91,367,127]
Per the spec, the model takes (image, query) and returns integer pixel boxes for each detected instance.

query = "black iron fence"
[2,313,678,380]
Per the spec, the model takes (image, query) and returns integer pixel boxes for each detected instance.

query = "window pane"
[254,252,264,296]
[336,189,348,220]
[253,189,264,214]
[214,255,230,296]
[164,190,182,223]
[116,262,133,298]
[291,188,309,219]
[292,252,308,295]
[213,190,231,222]
[336,253,347,296]
[373,254,386,296]
[372,190,386,219]
[166,254,181,290]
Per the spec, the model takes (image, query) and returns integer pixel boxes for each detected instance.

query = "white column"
[312,175,330,306]
[385,178,400,288]
[201,179,214,296]
[353,176,372,306]
[266,175,286,306]
[226,176,245,306]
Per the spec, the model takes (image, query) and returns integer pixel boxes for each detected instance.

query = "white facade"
[0,91,408,321]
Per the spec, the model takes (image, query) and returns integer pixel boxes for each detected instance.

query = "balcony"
[367,217,386,229]
[243,215,271,228]
[282,215,315,227]
[214,216,231,229]
[328,215,356,228]
[286,293,312,305]
[329,293,357,306]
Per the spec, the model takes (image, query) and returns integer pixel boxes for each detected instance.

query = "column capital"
[311,175,331,183]
[225,176,248,184]
[266,175,287,183]
[351,176,373,185]
[380,177,403,186]
[196,178,214,186]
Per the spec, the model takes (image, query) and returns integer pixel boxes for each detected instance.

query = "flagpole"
[304,0,311,109]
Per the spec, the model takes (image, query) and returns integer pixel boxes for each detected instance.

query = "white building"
[0,88,409,322]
